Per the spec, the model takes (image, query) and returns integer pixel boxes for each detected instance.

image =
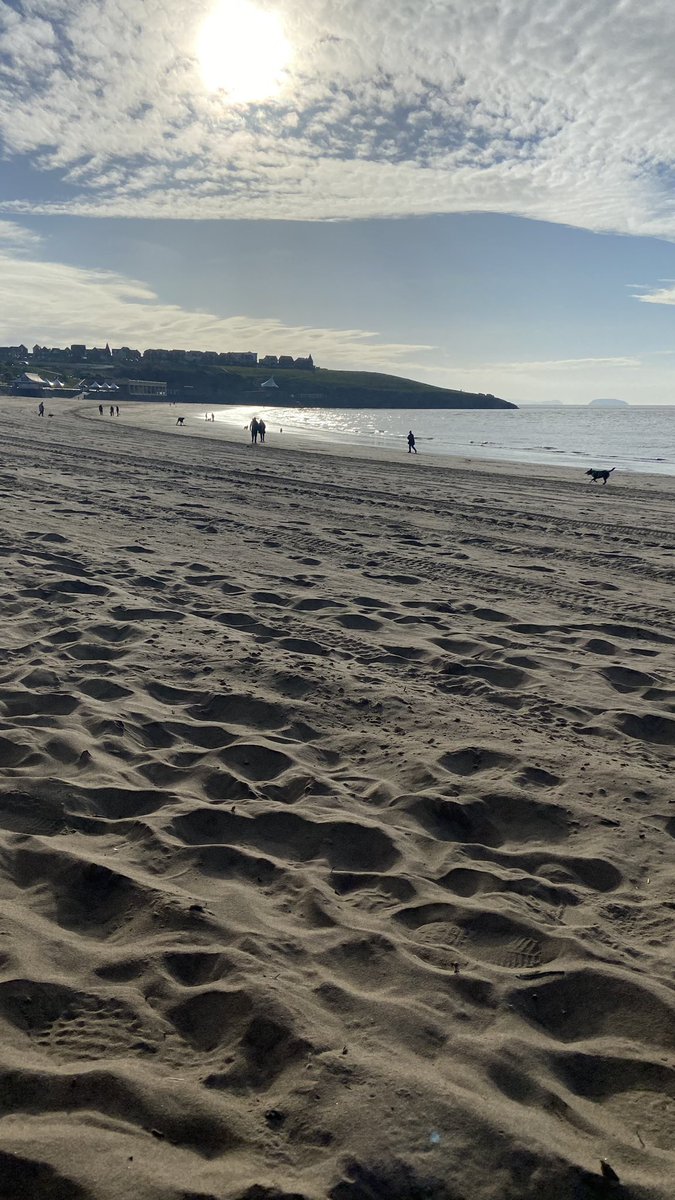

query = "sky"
[2,0,675,404]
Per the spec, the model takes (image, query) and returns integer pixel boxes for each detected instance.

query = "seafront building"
[9,372,168,400]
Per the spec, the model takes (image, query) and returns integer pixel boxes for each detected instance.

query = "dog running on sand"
[586,467,615,484]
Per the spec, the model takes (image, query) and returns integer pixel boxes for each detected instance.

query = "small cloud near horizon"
[633,282,675,305]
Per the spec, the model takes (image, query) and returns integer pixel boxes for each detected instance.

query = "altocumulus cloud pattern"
[1,0,675,234]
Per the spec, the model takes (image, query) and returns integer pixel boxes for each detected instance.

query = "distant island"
[588,398,630,408]
[0,342,516,410]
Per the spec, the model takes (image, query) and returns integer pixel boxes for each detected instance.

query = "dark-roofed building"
[0,345,28,361]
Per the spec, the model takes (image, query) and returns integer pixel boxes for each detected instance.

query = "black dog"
[586,467,615,484]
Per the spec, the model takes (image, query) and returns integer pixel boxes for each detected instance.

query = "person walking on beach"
[38,401,45,417]
[407,430,417,453]
[258,419,266,444]
[109,405,115,417]
[98,404,103,416]
[115,405,120,416]
[250,417,259,444]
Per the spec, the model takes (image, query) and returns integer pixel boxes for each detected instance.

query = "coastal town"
[0,341,512,408]
[0,343,315,400]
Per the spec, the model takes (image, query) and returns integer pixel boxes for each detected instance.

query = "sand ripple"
[0,400,672,1198]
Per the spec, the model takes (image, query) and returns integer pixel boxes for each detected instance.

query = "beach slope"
[0,400,673,1199]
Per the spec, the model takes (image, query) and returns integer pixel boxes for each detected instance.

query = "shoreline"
[70,397,675,487]
[3,393,674,480]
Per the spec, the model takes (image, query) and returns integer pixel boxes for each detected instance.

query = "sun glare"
[197,0,292,103]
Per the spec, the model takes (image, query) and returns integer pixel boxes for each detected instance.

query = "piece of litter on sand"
[430,1132,441,1145]
[600,1159,620,1183]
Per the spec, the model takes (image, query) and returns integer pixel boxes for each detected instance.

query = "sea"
[218,404,675,476]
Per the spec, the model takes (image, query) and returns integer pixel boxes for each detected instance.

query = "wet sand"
[0,397,673,1199]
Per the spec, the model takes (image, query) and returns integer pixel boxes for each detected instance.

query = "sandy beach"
[0,396,673,1200]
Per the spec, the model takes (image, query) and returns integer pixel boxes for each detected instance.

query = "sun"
[197,0,292,103]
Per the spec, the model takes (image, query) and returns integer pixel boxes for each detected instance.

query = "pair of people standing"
[250,417,266,444]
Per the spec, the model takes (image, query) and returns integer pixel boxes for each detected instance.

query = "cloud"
[0,218,42,249]
[0,241,434,368]
[2,1,675,234]
[475,356,642,372]
[4,233,673,404]
[633,283,675,305]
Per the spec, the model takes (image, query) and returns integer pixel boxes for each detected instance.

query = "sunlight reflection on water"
[212,405,675,474]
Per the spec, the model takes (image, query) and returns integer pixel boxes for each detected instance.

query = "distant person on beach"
[407,430,417,453]
[258,419,266,443]
[109,405,115,417]
[176,416,185,426]
[98,404,103,416]
[250,417,259,444]
[115,405,119,416]
[38,401,44,417]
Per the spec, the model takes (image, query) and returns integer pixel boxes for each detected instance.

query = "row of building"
[11,373,167,399]
[1,344,315,370]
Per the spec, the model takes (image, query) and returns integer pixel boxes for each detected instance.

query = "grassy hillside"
[20,358,516,409]
[230,366,514,409]
[236,366,459,391]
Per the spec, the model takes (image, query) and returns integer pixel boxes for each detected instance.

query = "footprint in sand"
[170,807,398,871]
[553,1050,675,1151]
[615,711,675,745]
[333,613,383,631]
[601,665,656,693]
[439,745,515,776]
[439,866,579,910]
[0,979,159,1063]
[511,967,675,1048]
[395,902,564,972]
[467,844,623,894]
